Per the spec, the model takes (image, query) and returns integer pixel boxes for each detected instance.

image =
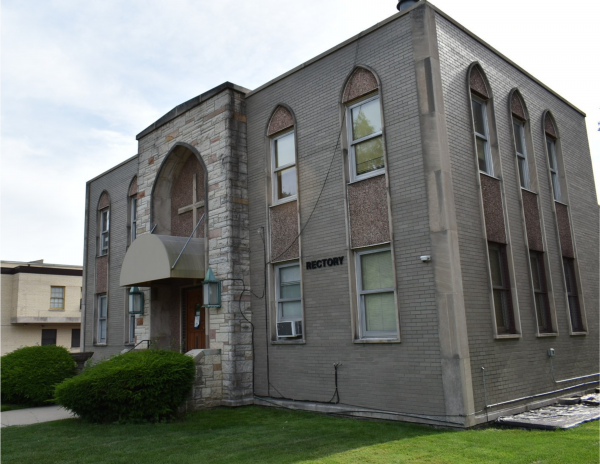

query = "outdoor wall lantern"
[202,268,221,308]
[128,286,144,314]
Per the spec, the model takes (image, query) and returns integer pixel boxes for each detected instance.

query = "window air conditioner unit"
[277,321,302,338]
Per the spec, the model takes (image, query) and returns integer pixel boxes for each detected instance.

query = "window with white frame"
[272,131,297,203]
[97,294,107,344]
[513,119,530,189]
[50,286,65,309]
[356,247,397,339]
[546,138,561,202]
[471,97,493,176]
[100,208,110,255]
[130,196,137,242]
[275,261,302,336]
[125,288,136,344]
[347,95,385,181]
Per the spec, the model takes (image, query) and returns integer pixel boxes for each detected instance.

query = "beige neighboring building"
[1,260,82,355]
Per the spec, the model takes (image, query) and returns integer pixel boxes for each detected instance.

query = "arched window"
[97,191,110,256]
[128,176,138,244]
[343,67,385,182]
[544,114,562,202]
[469,66,494,175]
[510,91,530,189]
[267,106,296,204]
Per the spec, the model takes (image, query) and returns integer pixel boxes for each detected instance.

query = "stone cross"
[178,173,204,235]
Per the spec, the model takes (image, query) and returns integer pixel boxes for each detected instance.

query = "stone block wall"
[134,84,252,405]
[183,348,223,410]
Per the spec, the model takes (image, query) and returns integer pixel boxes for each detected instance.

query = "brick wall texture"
[435,11,598,413]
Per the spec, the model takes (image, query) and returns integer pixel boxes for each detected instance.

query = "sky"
[1,0,599,266]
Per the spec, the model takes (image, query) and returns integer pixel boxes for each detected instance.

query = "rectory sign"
[306,256,345,270]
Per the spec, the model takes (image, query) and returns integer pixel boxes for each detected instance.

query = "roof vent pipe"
[397,0,420,11]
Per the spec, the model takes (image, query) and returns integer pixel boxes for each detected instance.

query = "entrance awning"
[120,234,205,287]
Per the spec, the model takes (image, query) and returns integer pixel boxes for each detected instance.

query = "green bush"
[1,345,76,406]
[54,350,195,423]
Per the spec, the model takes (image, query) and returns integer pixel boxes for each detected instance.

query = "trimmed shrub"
[54,350,195,423]
[1,345,76,406]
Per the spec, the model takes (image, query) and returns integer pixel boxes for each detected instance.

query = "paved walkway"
[1,405,76,428]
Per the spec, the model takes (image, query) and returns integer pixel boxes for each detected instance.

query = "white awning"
[120,234,205,287]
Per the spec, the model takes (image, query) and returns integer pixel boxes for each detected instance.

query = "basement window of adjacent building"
[529,251,552,333]
[41,329,57,346]
[356,247,398,339]
[271,131,297,204]
[50,286,65,309]
[97,294,108,344]
[347,95,385,182]
[471,96,494,176]
[275,261,303,339]
[488,242,516,334]
[513,119,530,189]
[563,257,584,332]
[546,138,561,202]
[100,208,110,255]
[71,328,81,348]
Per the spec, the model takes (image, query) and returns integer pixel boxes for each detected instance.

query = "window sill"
[272,339,305,345]
[348,172,385,185]
[49,308,65,311]
[354,338,400,344]
[270,197,297,208]
[570,331,587,336]
[520,187,538,195]
[479,171,501,182]
[494,333,521,340]
[94,343,107,347]
[536,332,558,338]
[554,200,569,207]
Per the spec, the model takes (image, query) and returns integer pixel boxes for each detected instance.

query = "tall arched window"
[97,191,110,256]
[343,67,385,182]
[268,106,297,205]
[128,176,138,244]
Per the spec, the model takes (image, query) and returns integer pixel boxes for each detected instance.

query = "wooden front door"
[185,288,206,351]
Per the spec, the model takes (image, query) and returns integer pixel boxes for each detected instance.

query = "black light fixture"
[202,268,221,308]
[397,0,419,12]
[128,286,144,314]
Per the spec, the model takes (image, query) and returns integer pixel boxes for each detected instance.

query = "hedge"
[1,345,76,406]
[54,349,195,423]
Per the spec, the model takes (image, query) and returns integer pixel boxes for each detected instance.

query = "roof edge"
[86,154,138,185]
[245,1,585,117]
[136,82,251,141]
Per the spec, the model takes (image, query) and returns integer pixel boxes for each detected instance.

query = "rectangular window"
[275,261,302,338]
[97,294,107,344]
[563,257,583,332]
[100,209,110,254]
[546,138,561,202]
[71,328,81,348]
[272,131,297,203]
[513,120,530,189]
[472,97,493,176]
[130,197,137,242]
[488,242,515,334]
[50,286,65,309]
[356,247,397,339]
[348,95,385,181]
[529,251,552,333]
[41,329,57,346]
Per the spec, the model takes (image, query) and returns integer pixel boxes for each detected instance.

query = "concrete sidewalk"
[1,405,76,427]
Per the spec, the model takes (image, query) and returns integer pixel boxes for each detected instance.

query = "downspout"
[81,181,91,351]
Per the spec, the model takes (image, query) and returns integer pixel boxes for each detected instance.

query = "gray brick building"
[82,0,598,427]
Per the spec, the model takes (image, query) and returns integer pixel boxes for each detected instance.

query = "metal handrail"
[172,213,205,270]
[550,357,599,384]
[126,339,151,352]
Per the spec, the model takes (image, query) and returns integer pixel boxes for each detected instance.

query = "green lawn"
[2,406,598,463]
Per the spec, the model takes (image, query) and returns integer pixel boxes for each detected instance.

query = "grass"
[1,404,30,412]
[1,406,598,463]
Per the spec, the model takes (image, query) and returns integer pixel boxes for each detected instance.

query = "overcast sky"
[1,0,598,266]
